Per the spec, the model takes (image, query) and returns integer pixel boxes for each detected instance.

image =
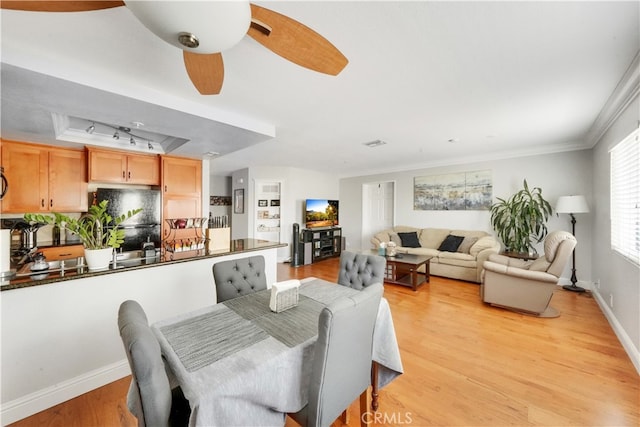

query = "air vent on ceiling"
[363,139,387,148]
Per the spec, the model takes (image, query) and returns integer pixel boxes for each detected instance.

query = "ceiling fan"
[2,1,349,95]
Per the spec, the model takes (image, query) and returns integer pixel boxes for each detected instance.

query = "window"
[610,127,640,266]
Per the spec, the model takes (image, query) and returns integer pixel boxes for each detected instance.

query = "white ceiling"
[1,1,638,178]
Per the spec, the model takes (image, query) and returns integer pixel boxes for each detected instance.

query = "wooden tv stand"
[301,227,342,263]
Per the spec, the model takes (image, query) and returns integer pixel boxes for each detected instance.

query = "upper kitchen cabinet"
[0,140,87,213]
[161,155,201,197]
[87,147,160,185]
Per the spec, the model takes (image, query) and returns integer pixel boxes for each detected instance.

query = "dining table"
[152,277,404,427]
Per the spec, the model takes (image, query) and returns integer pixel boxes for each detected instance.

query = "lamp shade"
[125,1,251,54]
[555,195,589,214]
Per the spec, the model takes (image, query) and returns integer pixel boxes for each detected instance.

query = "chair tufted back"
[337,251,386,290]
[212,255,267,303]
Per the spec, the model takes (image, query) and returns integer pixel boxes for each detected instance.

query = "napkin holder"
[269,279,300,313]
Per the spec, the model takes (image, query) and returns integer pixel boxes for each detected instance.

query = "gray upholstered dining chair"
[212,255,267,302]
[118,300,190,427]
[289,283,384,427]
[337,250,386,290]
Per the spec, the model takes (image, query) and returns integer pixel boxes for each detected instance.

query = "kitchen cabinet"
[87,147,160,185]
[161,155,202,243]
[40,245,84,261]
[0,140,87,213]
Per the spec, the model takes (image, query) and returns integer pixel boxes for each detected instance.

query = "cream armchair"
[481,230,577,317]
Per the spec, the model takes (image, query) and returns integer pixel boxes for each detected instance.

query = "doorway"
[361,181,395,250]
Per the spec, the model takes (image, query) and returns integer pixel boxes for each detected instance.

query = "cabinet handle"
[41,199,45,207]
[50,199,53,208]
[122,171,126,179]
[164,185,167,192]
[128,171,131,179]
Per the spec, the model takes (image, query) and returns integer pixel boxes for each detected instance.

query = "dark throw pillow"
[438,235,464,252]
[398,232,421,248]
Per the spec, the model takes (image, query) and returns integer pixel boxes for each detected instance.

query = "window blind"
[610,127,640,266]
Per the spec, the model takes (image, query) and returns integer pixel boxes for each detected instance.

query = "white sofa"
[371,226,501,283]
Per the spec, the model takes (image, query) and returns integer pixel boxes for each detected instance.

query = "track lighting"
[83,119,154,150]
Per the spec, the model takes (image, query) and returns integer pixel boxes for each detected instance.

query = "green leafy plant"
[24,200,142,250]
[490,179,552,254]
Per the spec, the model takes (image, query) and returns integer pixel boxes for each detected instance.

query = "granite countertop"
[1,239,286,292]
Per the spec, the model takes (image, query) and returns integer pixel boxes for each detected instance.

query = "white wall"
[231,168,250,240]
[339,149,594,284]
[591,94,640,372]
[243,166,340,261]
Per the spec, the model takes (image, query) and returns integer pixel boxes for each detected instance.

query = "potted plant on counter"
[24,200,142,270]
[490,179,552,256]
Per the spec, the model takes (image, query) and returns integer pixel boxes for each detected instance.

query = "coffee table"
[382,253,432,291]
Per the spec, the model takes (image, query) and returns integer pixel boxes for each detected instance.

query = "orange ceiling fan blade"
[247,3,348,76]
[1,1,124,12]
[183,51,224,95]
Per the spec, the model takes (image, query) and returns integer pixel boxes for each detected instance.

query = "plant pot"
[84,247,113,270]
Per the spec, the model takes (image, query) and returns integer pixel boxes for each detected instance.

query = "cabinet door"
[88,148,126,183]
[162,156,202,196]
[49,148,88,212]
[127,154,160,185]
[0,141,48,212]
[40,245,84,261]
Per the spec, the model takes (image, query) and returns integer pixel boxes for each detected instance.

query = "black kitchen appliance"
[94,188,161,252]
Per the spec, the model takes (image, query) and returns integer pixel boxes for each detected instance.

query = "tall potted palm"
[24,200,142,270]
[490,179,552,255]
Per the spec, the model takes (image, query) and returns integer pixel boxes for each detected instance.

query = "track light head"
[86,123,95,134]
[148,142,153,150]
[113,131,119,140]
[130,137,136,146]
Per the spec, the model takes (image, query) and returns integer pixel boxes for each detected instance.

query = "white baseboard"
[1,360,130,426]
[592,289,640,375]
[555,279,638,373]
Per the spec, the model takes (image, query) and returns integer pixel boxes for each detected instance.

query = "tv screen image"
[305,199,339,228]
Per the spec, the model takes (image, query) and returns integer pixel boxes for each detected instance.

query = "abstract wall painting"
[414,170,492,210]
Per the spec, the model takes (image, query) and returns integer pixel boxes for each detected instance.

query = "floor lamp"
[555,195,589,292]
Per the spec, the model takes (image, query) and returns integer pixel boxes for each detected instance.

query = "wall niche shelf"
[254,181,281,242]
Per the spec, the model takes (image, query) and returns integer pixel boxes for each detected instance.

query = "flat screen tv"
[305,199,339,229]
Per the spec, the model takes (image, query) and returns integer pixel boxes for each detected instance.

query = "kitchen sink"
[113,250,160,268]
[115,250,143,261]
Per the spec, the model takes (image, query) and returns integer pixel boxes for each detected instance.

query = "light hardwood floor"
[9,258,639,427]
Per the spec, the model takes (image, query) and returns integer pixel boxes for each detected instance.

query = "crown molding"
[586,50,640,147]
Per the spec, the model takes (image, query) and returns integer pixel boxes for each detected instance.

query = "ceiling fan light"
[124,1,251,53]
[178,32,199,49]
